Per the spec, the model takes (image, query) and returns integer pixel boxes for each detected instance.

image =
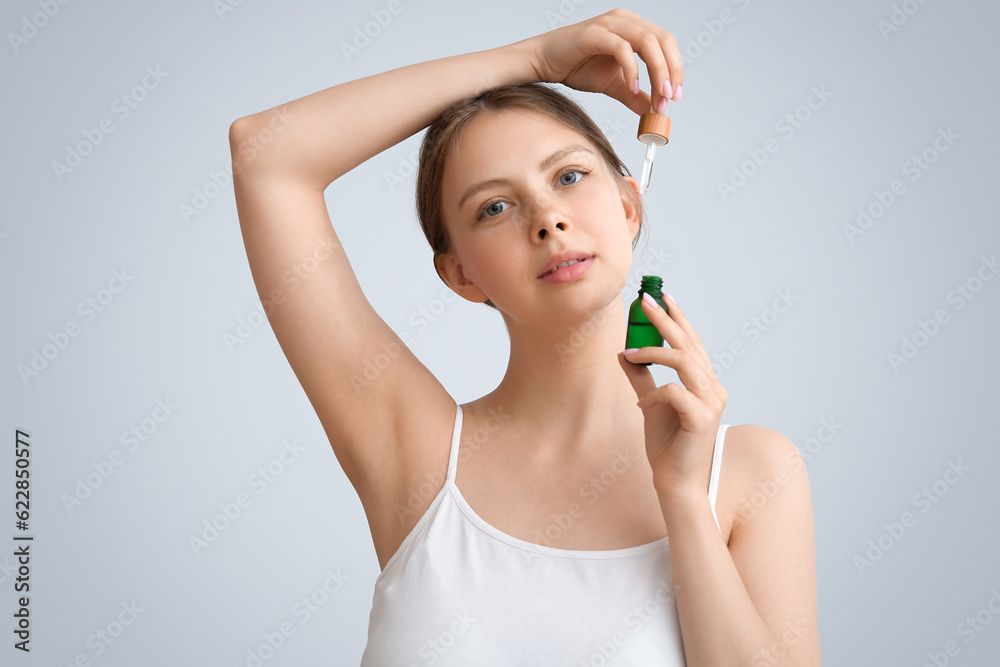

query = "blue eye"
[476,167,591,220]
[554,167,591,189]
[559,170,583,185]
[481,201,510,218]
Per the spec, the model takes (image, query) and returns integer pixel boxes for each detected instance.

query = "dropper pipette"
[636,106,671,195]
[639,142,656,195]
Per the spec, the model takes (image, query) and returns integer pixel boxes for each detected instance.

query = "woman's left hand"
[617,293,728,499]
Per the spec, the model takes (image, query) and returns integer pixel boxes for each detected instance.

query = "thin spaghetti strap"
[708,424,728,533]
[444,403,463,485]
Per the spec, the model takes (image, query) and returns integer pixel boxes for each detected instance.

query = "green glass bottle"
[625,275,668,366]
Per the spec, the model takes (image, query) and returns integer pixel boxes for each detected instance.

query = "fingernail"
[633,77,640,95]
[671,84,682,103]
[642,292,660,308]
[623,348,639,355]
[656,97,667,114]
[665,292,676,304]
[662,79,672,99]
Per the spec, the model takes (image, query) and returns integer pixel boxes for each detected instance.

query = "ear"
[622,176,642,241]
[434,252,491,304]
[625,175,641,197]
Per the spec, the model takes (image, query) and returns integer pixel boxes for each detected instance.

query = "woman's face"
[437,108,641,325]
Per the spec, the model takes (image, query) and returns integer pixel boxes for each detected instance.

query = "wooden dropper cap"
[637,111,671,146]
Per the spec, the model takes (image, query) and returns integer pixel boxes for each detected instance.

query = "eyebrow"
[457,144,597,212]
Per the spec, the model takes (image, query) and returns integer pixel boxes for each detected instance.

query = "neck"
[480,296,643,461]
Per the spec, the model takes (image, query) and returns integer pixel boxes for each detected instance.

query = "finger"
[596,34,652,115]
[659,29,683,100]
[624,346,720,402]
[640,294,713,374]
[620,10,684,100]
[661,297,711,368]
[626,12,676,112]
[617,350,658,401]
[636,383,708,428]
[580,21,644,109]
[639,293,690,351]
[598,12,672,114]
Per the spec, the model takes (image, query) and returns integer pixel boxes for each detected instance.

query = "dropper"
[636,106,671,195]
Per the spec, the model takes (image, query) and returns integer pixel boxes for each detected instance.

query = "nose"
[534,219,569,239]
[526,192,569,240]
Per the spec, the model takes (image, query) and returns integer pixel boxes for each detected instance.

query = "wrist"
[493,38,542,87]
[655,484,705,508]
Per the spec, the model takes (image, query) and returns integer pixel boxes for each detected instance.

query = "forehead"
[441,108,597,208]
[454,107,580,154]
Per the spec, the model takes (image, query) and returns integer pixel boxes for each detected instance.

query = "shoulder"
[719,424,810,536]
[723,424,803,477]
[717,424,821,666]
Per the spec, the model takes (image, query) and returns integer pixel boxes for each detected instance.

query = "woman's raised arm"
[225,9,680,561]
[227,41,538,497]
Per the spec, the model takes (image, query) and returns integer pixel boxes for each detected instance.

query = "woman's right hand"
[523,8,683,117]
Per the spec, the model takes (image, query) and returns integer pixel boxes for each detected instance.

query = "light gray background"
[3,0,998,665]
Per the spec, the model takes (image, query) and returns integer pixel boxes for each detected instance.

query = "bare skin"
[230,8,819,665]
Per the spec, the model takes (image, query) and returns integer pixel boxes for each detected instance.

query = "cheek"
[590,210,637,278]
[463,236,518,286]
[480,248,519,285]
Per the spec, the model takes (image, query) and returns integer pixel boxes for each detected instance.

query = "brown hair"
[415,82,646,311]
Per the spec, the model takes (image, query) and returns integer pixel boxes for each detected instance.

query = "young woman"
[229,8,820,666]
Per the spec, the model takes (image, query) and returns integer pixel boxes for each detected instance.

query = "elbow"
[229,107,303,183]
[228,117,246,152]
[230,115,279,179]
[229,116,257,177]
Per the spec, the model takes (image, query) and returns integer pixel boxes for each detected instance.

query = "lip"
[538,255,595,283]
[537,251,595,279]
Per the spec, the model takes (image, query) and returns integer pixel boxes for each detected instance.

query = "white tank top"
[360,403,728,666]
